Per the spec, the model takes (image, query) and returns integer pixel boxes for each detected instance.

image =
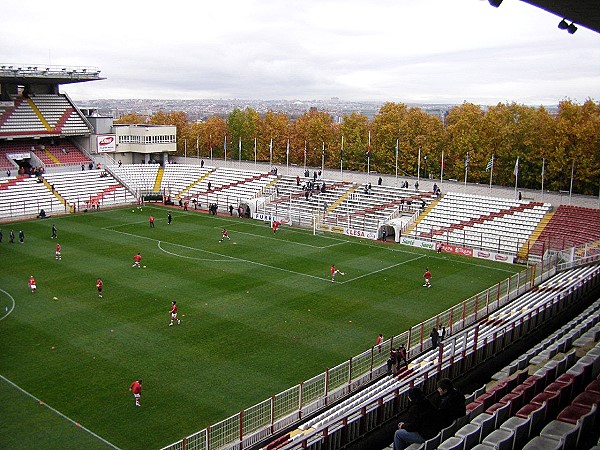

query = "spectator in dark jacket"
[433,378,466,429]
[393,388,438,450]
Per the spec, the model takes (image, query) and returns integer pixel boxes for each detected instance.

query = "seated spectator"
[432,378,466,429]
[393,388,439,450]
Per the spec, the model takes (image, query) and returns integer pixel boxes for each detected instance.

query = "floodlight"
[567,23,577,34]
[558,19,569,30]
[488,0,503,7]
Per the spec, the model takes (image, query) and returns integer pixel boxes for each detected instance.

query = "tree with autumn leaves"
[116,99,599,195]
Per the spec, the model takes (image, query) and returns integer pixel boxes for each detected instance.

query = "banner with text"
[318,223,377,240]
[96,134,116,153]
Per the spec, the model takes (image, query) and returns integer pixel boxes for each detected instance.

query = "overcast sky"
[1,0,599,105]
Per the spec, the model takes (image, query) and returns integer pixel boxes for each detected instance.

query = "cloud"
[2,0,598,104]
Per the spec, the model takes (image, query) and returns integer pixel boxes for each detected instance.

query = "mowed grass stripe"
[0,206,522,449]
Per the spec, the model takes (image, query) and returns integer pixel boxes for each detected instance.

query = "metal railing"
[160,255,563,450]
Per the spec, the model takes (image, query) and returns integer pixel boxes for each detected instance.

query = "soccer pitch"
[0,206,521,450]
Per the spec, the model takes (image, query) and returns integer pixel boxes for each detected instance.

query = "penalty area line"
[0,374,121,450]
[338,255,426,285]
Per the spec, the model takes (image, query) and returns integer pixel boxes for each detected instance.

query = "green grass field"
[0,205,521,449]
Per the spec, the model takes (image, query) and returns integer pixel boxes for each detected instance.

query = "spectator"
[382,228,387,242]
[437,325,446,345]
[397,344,408,366]
[200,159,204,168]
[378,176,383,185]
[430,327,439,348]
[393,388,439,450]
[387,348,398,375]
[433,378,466,429]
[296,175,300,186]
[229,205,234,216]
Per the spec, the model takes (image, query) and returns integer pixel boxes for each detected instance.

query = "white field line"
[157,241,234,262]
[0,288,16,321]
[106,229,330,283]
[337,255,426,285]
[0,374,120,450]
[110,206,517,274]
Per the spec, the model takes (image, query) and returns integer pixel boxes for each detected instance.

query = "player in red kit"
[219,228,230,243]
[149,215,154,228]
[129,379,142,407]
[55,243,61,260]
[96,278,103,298]
[29,275,37,293]
[376,333,384,353]
[423,268,432,288]
[330,265,345,283]
[169,301,181,326]
[132,252,141,268]
[272,221,280,233]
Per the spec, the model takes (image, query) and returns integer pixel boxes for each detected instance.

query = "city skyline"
[1,0,599,105]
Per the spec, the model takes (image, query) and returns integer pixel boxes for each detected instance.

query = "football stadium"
[2,4,600,450]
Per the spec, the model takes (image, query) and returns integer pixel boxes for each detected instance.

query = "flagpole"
[184,139,187,163]
[514,156,519,199]
[303,141,307,173]
[254,137,257,168]
[417,146,421,185]
[286,138,290,175]
[464,152,469,187]
[367,131,371,179]
[488,155,494,190]
[224,135,227,166]
[440,149,444,185]
[569,160,574,205]
[238,136,242,168]
[541,158,545,202]
[209,134,213,162]
[321,141,325,175]
[196,137,199,160]
[269,138,273,168]
[340,135,344,176]
[395,138,399,185]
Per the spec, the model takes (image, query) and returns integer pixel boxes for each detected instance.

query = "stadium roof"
[0,64,104,86]
[520,0,600,34]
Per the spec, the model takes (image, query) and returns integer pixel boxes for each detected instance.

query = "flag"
[441,150,445,169]
[486,154,494,171]
[269,138,273,160]
[465,152,470,169]
[223,135,227,151]
[322,141,325,157]
[366,130,371,159]
[513,157,519,176]
[286,139,289,157]
[340,136,344,160]
[395,139,399,157]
